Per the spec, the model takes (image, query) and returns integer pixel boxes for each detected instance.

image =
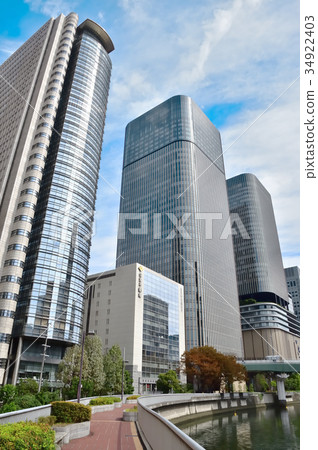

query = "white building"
[84,263,185,393]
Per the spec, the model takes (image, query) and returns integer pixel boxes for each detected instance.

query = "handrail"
[138,395,205,450]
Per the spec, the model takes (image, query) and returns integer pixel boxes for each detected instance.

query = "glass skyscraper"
[116,95,243,357]
[285,266,300,320]
[227,173,290,305]
[227,174,300,360]
[0,14,114,384]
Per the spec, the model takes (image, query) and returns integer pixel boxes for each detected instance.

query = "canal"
[176,404,300,449]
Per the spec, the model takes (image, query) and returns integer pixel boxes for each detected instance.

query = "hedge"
[110,397,121,403]
[89,397,115,406]
[51,401,91,423]
[0,422,55,449]
[127,395,140,400]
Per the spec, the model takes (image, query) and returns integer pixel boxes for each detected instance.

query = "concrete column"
[276,373,289,406]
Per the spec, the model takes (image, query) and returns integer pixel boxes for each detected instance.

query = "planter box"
[91,404,114,414]
[53,421,90,444]
[123,411,138,422]
[126,399,138,404]
[114,401,123,408]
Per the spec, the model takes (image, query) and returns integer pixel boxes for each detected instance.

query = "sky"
[0,0,300,274]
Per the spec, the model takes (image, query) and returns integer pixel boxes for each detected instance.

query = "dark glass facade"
[226,173,290,303]
[9,22,113,382]
[117,95,243,357]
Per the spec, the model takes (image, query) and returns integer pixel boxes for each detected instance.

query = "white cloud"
[24,0,77,17]
[221,81,300,267]
[89,0,299,271]
[0,40,24,64]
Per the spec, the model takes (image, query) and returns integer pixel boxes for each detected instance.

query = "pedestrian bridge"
[243,359,300,373]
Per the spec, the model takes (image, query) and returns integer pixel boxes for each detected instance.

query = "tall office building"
[0,14,114,384]
[227,174,300,360]
[226,173,290,305]
[285,266,300,320]
[116,95,243,357]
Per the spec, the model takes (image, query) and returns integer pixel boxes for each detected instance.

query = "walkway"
[62,403,144,450]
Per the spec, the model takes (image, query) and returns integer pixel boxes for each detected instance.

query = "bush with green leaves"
[0,385,17,406]
[0,422,55,449]
[16,379,38,396]
[110,397,121,403]
[126,395,140,400]
[125,406,138,412]
[16,394,41,410]
[0,381,61,414]
[51,401,91,423]
[36,389,60,405]
[285,373,300,391]
[37,416,56,426]
[89,397,114,406]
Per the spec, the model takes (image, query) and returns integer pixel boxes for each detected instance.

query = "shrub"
[89,397,114,406]
[37,416,56,426]
[36,390,60,405]
[0,422,55,449]
[15,394,41,410]
[285,373,300,391]
[126,395,140,400]
[0,402,19,414]
[0,385,17,406]
[110,397,121,403]
[125,406,138,412]
[51,401,91,424]
[17,379,38,396]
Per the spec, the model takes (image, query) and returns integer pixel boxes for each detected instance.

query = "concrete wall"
[243,328,300,360]
[0,404,51,424]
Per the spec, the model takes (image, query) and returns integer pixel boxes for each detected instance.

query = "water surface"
[177,405,300,449]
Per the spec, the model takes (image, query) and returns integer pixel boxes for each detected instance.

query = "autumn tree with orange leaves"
[181,346,246,393]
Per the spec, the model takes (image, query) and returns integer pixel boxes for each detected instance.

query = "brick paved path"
[62,403,143,450]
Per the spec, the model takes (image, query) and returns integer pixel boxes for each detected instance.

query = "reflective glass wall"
[117,96,243,357]
[11,24,112,381]
[142,269,181,378]
[227,173,290,302]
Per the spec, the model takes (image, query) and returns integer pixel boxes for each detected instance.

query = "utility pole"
[38,325,51,393]
[121,347,129,401]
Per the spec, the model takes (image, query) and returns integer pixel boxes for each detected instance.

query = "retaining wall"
[137,392,300,450]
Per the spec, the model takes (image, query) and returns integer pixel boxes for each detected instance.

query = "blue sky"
[0,0,300,273]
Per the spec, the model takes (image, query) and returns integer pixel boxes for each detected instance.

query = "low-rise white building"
[84,263,185,393]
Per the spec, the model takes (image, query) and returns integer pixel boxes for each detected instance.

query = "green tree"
[181,346,246,393]
[17,378,38,396]
[255,373,269,392]
[103,345,123,394]
[83,335,105,392]
[285,373,300,391]
[156,370,183,394]
[124,370,134,394]
[0,384,17,405]
[57,335,105,396]
[57,344,84,386]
